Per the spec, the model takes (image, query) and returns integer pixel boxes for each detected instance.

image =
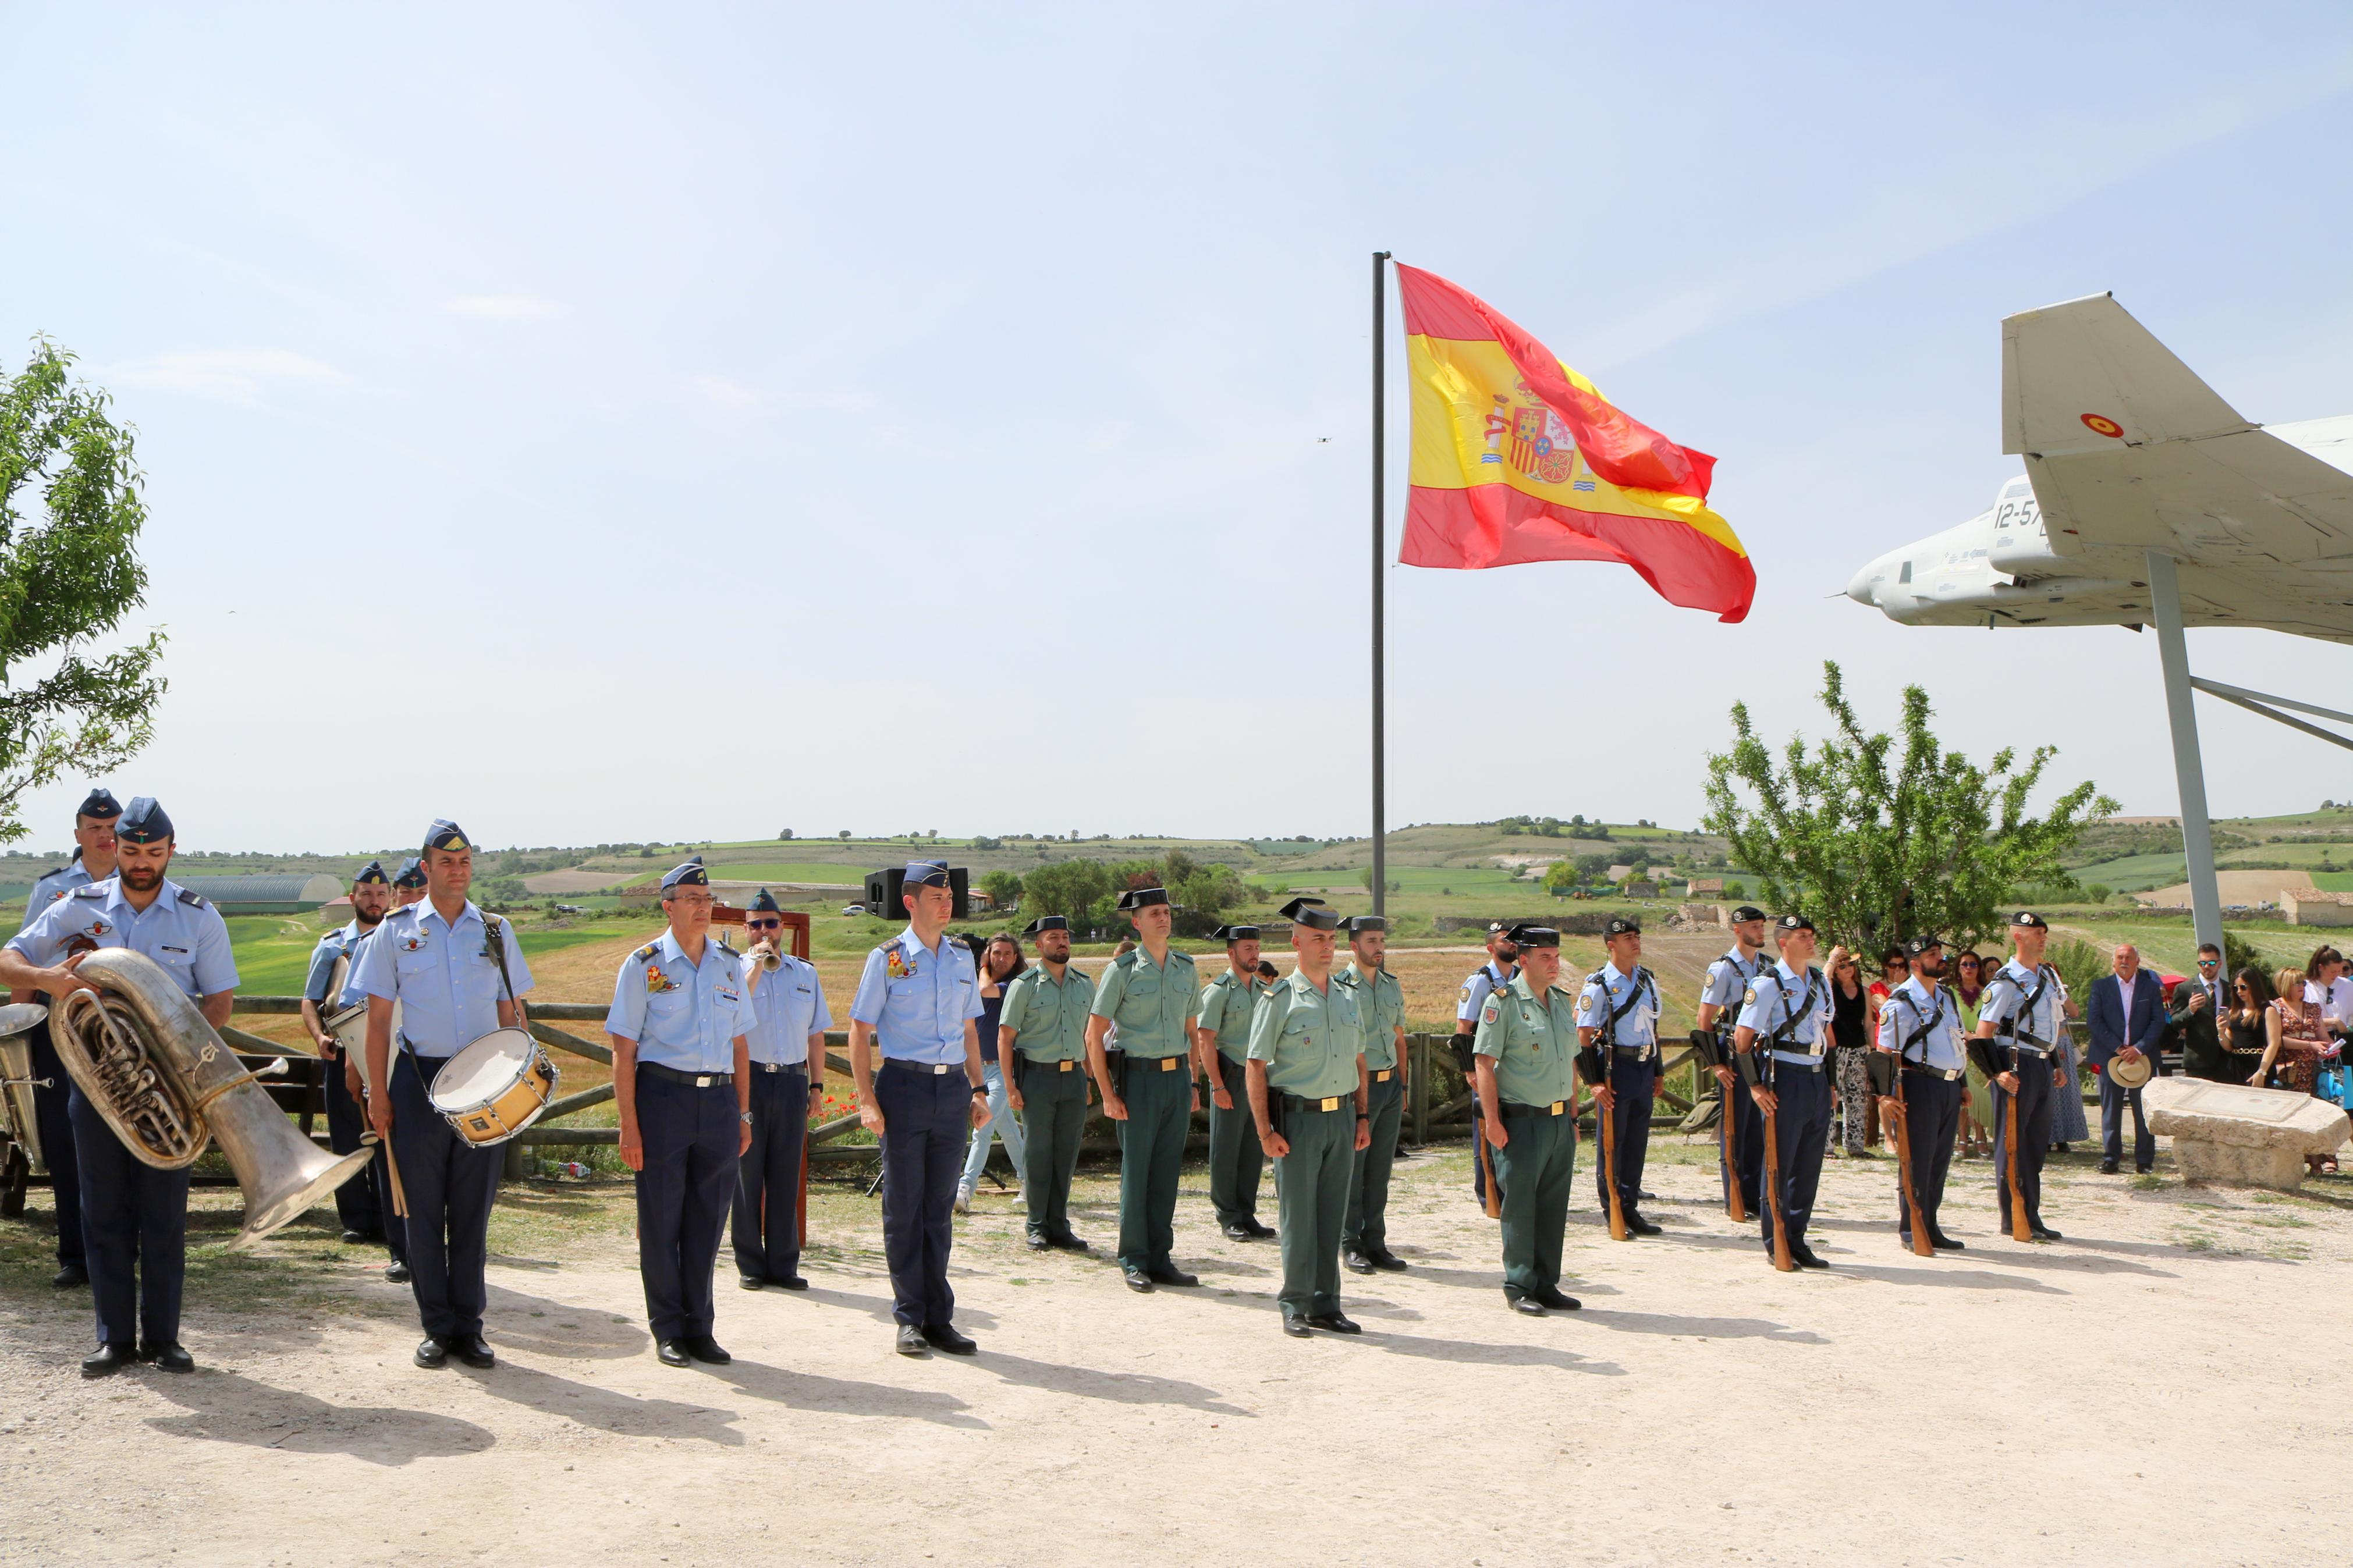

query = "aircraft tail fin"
[2001,293,2250,457]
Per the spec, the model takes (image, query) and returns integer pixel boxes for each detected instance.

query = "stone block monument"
[2143,1078,2350,1189]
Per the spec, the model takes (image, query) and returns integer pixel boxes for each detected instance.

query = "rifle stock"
[1477,1113,1502,1219]
[1760,1093,1794,1271]
[1891,1073,1933,1257]
[1598,1088,1627,1240]
[2004,1079,2032,1242]
[1720,1075,1747,1221]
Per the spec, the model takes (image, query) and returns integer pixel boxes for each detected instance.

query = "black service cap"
[1506,923,1560,948]
[1024,915,1069,936]
[1604,916,1642,937]
[1730,904,1767,924]
[1905,933,1944,958]
[2008,911,2048,930]
[1777,913,1816,934]
[1345,915,1387,937]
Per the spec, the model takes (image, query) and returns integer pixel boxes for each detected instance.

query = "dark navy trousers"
[29,1022,83,1269]
[1593,1051,1656,1217]
[1722,1068,1764,1214]
[2098,1070,2153,1171]
[634,1069,739,1341]
[1895,1072,1961,1239]
[730,1065,808,1284]
[68,1085,187,1347]
[389,1051,499,1339]
[320,1050,384,1240]
[1989,1053,2055,1231]
[876,1062,968,1328]
[1759,1061,1830,1252]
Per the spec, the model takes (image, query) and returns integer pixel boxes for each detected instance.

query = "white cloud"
[445,294,567,320]
[112,349,349,400]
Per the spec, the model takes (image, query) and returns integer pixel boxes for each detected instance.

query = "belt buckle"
[694,1075,712,1089]
[1057,1059,1074,1072]
[1318,1096,1339,1112]
[1160,1057,1179,1071]
[1549,1101,1564,1116]
[1372,1068,1392,1082]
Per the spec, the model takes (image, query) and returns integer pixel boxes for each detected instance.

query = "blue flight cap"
[393,856,427,890]
[748,887,781,913]
[352,859,389,887]
[903,861,952,888]
[660,861,711,893]
[423,819,471,852]
[117,797,173,844]
[76,788,122,821]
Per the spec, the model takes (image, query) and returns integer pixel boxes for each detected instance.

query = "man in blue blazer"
[2087,944,2167,1174]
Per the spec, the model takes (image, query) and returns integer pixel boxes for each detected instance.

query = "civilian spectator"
[2265,967,2337,1175]
[2086,943,2166,1174]
[1826,946,1873,1158]
[2223,967,2278,1086]
[1862,946,1906,1149]
[2171,943,2229,1081]
[1954,951,1993,1158]
[957,934,1030,1213]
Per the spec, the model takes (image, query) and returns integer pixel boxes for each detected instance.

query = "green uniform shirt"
[1472,973,1578,1107]
[1335,961,1404,1070]
[998,961,1094,1063]
[1089,945,1200,1058]
[1247,968,1364,1098]
[1197,968,1272,1064]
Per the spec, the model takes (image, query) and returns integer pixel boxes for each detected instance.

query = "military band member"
[301,860,392,1253]
[1471,924,1581,1315]
[1731,914,1836,1268]
[1577,915,1663,1236]
[1695,905,1770,1217]
[606,863,755,1366]
[1087,886,1201,1292]
[10,785,121,1289]
[849,861,988,1356]
[0,797,234,1375]
[1336,915,1408,1273]
[1247,898,1369,1336]
[1455,921,1518,1211]
[1874,934,1966,1250]
[1194,923,1274,1242]
[732,887,829,1292]
[1000,915,1095,1251]
[353,820,534,1371]
[1972,912,2071,1240]
[338,854,425,1281]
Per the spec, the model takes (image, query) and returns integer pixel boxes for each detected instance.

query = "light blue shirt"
[17,859,97,935]
[8,875,237,998]
[1981,959,2067,1051]
[605,930,757,1074]
[350,898,534,1057]
[1701,947,1768,1014]
[304,920,370,1007]
[1456,960,1515,1025]
[1736,959,1833,1064]
[742,952,832,1068]
[1576,961,1660,1050]
[850,925,981,1065]
[1876,975,1967,1072]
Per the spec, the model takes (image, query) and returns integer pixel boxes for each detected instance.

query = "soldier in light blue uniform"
[10,786,121,1289]
[849,861,988,1357]
[1087,886,1201,1292]
[1336,915,1409,1274]
[1454,922,1519,1211]
[1577,916,1663,1236]
[1873,934,1967,1251]
[1695,905,1771,1218]
[1000,914,1095,1252]
[1194,923,1273,1242]
[1972,912,2071,1240]
[1,797,235,1376]
[352,820,534,1372]
[1248,898,1369,1336]
[1732,914,1835,1268]
[607,862,757,1367]
[299,859,393,1257]
[732,886,830,1292]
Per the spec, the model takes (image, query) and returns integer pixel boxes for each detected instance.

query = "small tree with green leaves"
[978,870,1023,910]
[0,339,166,841]
[1701,662,2116,954]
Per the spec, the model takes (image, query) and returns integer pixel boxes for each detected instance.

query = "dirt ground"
[3,1130,2348,1567]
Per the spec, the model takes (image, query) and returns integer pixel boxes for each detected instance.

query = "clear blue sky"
[6,4,2352,853]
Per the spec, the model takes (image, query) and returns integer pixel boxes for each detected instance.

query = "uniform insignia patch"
[1742,986,1757,1005]
[1481,999,1502,1026]
[645,963,678,994]
[885,947,912,980]
[86,919,111,938]
[400,935,426,953]
[1458,986,1471,1005]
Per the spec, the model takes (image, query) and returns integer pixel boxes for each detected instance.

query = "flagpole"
[1371,250,1390,919]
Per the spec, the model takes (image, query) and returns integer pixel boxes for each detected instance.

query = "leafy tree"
[778,828,793,840]
[837,829,851,840]
[1573,853,1610,882]
[978,870,1023,909]
[1542,860,1578,893]
[0,340,166,841]
[1022,859,1114,927]
[1701,661,2117,954]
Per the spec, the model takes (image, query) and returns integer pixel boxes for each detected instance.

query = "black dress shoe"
[1049,1232,1091,1253]
[1244,1219,1276,1239]
[683,1334,731,1365]
[773,1273,809,1290]
[656,1338,691,1368]
[1221,1224,1254,1242]
[52,1264,88,1289]
[1025,1232,1053,1250]
[2031,1225,2063,1241]
[1368,1251,1408,1272]
[1535,1287,1582,1311]
[1342,1250,1376,1275]
[340,1229,367,1244]
[1282,1315,1313,1337]
[739,1275,766,1290]
[1625,1213,1663,1237]
[895,1324,929,1356]
[448,1332,495,1368]
[145,1341,194,1374]
[385,1260,411,1283]
[2098,1158,2119,1174]
[1123,1267,1155,1293]
[1929,1232,1965,1250]
[1504,1291,1547,1316]
[81,1342,136,1377]
[1145,1266,1198,1288]
[413,1336,448,1370]
[921,1323,976,1355]
[1791,1244,1830,1269]
[1306,1312,1362,1335]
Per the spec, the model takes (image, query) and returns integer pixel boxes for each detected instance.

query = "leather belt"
[1279,1093,1351,1113]
[1147,1055,1183,1071]
[882,1059,959,1075]
[1018,1056,1078,1072]
[1502,1100,1569,1117]
[753,1061,807,1075]
[1370,1068,1395,1082]
[1768,1051,1825,1070]
[1613,1044,1656,1058]
[2011,1044,2053,1058]
[640,1061,733,1087]
[1904,1064,1964,1081]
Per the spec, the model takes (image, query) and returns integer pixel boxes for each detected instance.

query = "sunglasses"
[747,918,782,931]
[2198,958,2220,966]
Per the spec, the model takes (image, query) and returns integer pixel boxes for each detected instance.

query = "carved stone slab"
[2144,1078,2350,1188]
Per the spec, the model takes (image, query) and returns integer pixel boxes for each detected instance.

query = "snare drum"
[428,1028,559,1146]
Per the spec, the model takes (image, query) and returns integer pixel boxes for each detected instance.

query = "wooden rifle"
[1873,1044,1935,1257]
[1578,1044,1627,1241]
[1691,1027,1745,1221]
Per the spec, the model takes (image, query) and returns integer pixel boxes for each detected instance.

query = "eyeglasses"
[747,918,781,931]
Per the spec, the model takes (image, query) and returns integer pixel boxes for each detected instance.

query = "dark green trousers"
[1207,1053,1264,1228]
[1492,1103,1577,1296]
[1016,1056,1088,1241]
[1344,1071,1404,1256]
[1116,1057,1191,1271]
[1275,1102,1353,1320]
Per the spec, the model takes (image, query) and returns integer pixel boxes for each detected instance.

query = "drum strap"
[482,912,528,1032]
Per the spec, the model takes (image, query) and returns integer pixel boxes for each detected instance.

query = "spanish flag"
[1396,264,1753,623]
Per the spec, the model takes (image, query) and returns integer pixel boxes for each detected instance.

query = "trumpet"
[750,939,783,973]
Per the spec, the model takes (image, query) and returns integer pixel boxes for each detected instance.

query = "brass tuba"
[48,949,374,1250]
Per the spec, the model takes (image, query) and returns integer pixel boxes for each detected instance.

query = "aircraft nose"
[1845,561,1878,606]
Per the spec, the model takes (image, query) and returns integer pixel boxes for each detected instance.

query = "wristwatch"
[971,1083,989,1097]
[739,1111,753,1125]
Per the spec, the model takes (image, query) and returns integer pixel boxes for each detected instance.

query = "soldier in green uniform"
[1472,923,1584,1316]
[999,915,1095,1253]
[1194,923,1275,1242]
[1248,898,1370,1337]
[1337,915,1409,1274]
[1086,886,1201,1292]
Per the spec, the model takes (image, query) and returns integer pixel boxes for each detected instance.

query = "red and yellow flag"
[1396,264,1753,623]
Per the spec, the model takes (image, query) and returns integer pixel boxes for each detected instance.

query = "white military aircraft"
[1847,293,2353,640]
[1846,293,2353,955]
